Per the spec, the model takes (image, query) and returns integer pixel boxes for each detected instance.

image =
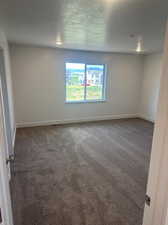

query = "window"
[65,63,106,102]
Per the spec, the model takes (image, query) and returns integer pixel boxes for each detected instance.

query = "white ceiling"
[0,0,167,53]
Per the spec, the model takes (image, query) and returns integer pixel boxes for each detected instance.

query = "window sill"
[65,99,106,104]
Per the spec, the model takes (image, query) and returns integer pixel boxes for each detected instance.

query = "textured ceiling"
[0,0,167,53]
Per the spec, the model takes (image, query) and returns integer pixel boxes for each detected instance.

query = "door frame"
[0,47,13,179]
[143,21,168,225]
[0,47,13,225]
[0,49,13,159]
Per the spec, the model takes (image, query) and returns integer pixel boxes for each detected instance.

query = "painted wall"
[10,44,144,127]
[140,54,162,122]
[0,31,15,141]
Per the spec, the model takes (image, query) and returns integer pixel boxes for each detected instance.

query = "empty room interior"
[0,0,168,225]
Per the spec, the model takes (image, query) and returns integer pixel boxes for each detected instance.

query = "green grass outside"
[66,85,103,101]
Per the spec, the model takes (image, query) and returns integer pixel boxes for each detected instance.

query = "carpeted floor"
[11,118,153,225]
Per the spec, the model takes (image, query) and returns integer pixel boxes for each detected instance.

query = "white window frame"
[65,62,107,103]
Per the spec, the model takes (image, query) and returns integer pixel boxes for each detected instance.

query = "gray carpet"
[11,118,153,225]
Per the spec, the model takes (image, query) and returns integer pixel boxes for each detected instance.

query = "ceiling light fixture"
[136,36,143,53]
[56,33,63,46]
[56,41,62,45]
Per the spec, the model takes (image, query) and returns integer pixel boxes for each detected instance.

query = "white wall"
[140,54,162,122]
[0,31,15,141]
[10,44,144,127]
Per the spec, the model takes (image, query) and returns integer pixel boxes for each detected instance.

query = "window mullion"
[102,65,105,99]
[84,64,87,100]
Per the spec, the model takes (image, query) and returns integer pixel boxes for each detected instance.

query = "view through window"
[65,63,106,102]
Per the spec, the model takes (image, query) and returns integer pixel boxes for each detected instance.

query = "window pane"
[86,65,104,100]
[66,63,85,101]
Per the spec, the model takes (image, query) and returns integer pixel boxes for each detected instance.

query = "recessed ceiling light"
[136,42,141,53]
[56,41,62,45]
[136,36,143,53]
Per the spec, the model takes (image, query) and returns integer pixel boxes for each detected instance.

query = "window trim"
[64,62,107,103]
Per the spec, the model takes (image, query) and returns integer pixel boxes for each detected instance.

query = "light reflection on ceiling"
[0,0,167,53]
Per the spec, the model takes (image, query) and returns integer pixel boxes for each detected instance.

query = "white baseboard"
[138,114,155,123]
[16,114,139,128]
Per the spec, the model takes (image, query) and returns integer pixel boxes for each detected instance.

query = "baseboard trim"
[16,114,139,128]
[138,114,155,123]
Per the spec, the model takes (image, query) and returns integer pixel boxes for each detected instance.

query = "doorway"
[0,49,13,158]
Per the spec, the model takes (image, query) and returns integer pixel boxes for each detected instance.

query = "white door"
[0,49,13,158]
[142,22,168,225]
[0,50,13,225]
[0,148,13,225]
[0,178,6,225]
[0,49,13,179]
